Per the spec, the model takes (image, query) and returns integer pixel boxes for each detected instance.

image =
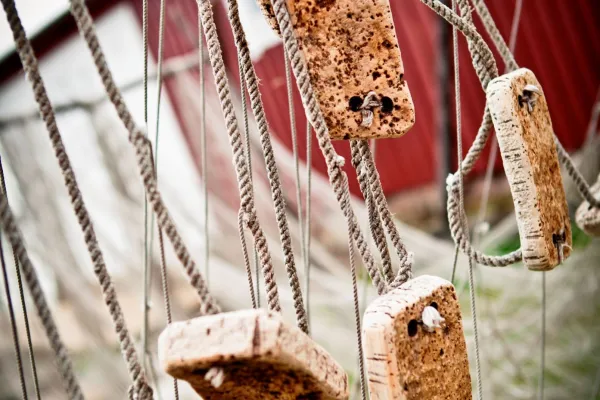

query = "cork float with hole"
[575,175,600,236]
[257,0,415,140]
[158,309,349,399]
[487,68,571,271]
[362,275,472,399]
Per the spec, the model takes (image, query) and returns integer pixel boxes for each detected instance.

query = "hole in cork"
[552,233,562,245]
[518,94,524,108]
[349,96,363,111]
[408,319,418,337]
[430,302,439,310]
[381,96,394,113]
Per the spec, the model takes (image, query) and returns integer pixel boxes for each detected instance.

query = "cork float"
[487,68,571,271]
[575,175,600,236]
[158,309,349,399]
[362,275,472,399]
[257,0,415,140]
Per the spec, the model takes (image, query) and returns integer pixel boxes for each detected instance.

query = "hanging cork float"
[487,68,572,271]
[575,175,600,236]
[362,275,472,399]
[158,309,349,399]
[257,0,415,140]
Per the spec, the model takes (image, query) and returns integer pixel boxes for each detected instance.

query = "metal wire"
[0,156,41,400]
[539,271,546,400]
[199,5,210,291]
[304,120,312,329]
[347,229,366,400]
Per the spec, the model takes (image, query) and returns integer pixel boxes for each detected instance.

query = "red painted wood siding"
[132,0,600,197]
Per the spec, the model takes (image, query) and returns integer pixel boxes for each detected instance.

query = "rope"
[199,8,210,291]
[0,192,84,399]
[347,229,367,400]
[0,157,41,400]
[349,141,393,283]
[270,0,389,296]
[304,121,312,329]
[68,0,220,316]
[225,0,307,330]
[196,0,281,313]
[238,209,257,308]
[3,0,153,397]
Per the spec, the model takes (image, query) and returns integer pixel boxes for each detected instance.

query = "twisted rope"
[270,0,389,295]
[196,0,282,312]
[68,0,220,316]
[2,0,153,397]
[0,191,84,399]
[226,0,307,331]
[350,141,393,284]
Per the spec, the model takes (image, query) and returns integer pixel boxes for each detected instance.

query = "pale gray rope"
[3,0,153,397]
[0,157,41,400]
[270,0,389,296]
[199,10,210,291]
[0,193,84,400]
[452,2,483,397]
[468,0,600,209]
[68,0,220,316]
[196,0,283,312]
[304,121,312,329]
[225,0,307,330]
[347,229,367,400]
[349,140,393,284]
[238,209,257,308]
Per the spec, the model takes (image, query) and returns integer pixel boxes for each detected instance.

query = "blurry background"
[0,0,598,399]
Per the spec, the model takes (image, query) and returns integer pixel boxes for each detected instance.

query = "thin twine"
[0,171,29,400]
[452,1,483,398]
[199,7,210,292]
[0,156,41,400]
[284,53,307,311]
[304,120,312,330]
[539,271,546,400]
[347,228,366,400]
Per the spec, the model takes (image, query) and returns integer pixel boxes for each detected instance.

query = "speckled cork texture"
[575,176,600,237]
[362,275,472,400]
[487,68,571,271]
[158,309,349,399]
[258,0,415,140]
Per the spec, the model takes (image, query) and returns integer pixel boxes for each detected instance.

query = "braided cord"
[68,0,220,316]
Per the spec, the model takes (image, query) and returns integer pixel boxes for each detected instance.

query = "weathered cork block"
[487,68,571,271]
[575,176,600,237]
[362,275,472,400]
[158,309,349,399]
[258,0,415,140]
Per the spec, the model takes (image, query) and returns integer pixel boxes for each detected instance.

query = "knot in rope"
[359,91,382,127]
[205,367,225,388]
[421,305,445,332]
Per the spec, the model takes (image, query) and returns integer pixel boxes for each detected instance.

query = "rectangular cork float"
[487,68,571,271]
[362,275,472,400]
[258,0,415,140]
[158,309,349,399]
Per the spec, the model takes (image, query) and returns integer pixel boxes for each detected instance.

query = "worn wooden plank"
[257,0,415,140]
[487,68,571,271]
[158,309,349,399]
[575,176,600,236]
[362,275,472,400]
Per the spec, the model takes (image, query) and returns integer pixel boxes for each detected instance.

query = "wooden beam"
[159,309,349,399]
[487,68,571,271]
[362,275,471,399]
